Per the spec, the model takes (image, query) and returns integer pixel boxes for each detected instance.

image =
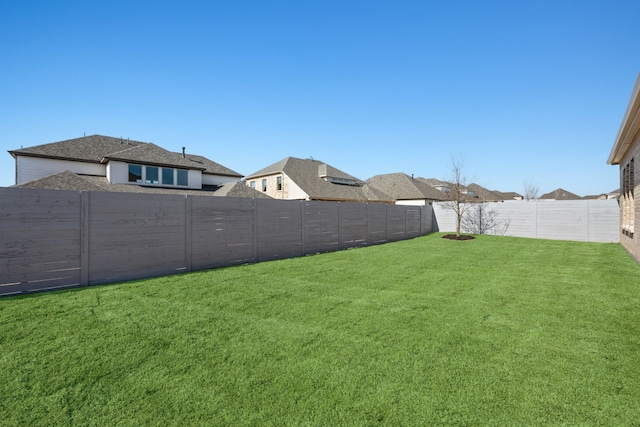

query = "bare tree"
[443,157,475,237]
[523,179,539,201]
[461,202,510,235]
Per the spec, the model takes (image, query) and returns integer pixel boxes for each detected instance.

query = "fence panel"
[0,188,82,295]
[536,200,588,241]
[406,206,423,238]
[387,205,407,241]
[588,200,620,242]
[339,202,368,249]
[256,198,303,262]
[88,192,188,285]
[497,200,538,238]
[303,201,340,255]
[367,204,388,244]
[191,196,255,270]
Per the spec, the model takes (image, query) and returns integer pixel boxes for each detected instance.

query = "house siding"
[247,173,307,200]
[619,137,640,263]
[16,156,105,185]
[201,174,239,187]
[396,200,429,206]
[107,161,128,184]
[187,169,202,189]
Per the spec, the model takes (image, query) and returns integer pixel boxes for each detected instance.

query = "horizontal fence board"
[303,201,340,255]
[367,204,388,244]
[2,264,81,286]
[339,202,368,248]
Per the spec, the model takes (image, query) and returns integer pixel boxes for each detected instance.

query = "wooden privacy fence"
[0,188,432,296]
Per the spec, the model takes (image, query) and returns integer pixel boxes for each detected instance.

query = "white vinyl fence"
[433,199,620,243]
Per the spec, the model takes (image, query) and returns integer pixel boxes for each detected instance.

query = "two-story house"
[9,134,250,196]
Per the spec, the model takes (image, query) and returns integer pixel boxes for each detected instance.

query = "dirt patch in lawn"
[442,234,475,241]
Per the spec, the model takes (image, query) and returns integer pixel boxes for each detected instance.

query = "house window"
[250,180,256,189]
[146,166,159,184]
[177,169,188,186]
[622,158,635,238]
[277,176,282,191]
[128,164,142,183]
[127,164,188,187]
[162,168,174,185]
[262,178,267,192]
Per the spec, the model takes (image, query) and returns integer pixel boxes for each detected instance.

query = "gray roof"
[14,170,106,192]
[13,171,242,198]
[9,134,242,176]
[493,191,524,200]
[366,173,447,201]
[104,143,201,169]
[213,181,272,198]
[246,157,391,202]
[540,188,582,200]
[177,153,242,177]
[466,183,505,202]
[9,135,147,163]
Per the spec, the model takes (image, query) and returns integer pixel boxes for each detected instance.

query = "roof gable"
[540,188,582,200]
[104,143,203,169]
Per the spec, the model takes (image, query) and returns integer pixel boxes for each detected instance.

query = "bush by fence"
[0,188,432,296]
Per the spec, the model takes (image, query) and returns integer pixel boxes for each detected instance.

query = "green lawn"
[2,234,640,425]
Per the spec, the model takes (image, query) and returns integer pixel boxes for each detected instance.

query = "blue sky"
[1,0,639,196]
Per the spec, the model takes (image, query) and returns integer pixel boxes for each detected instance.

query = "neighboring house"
[539,188,582,200]
[466,183,507,202]
[366,173,447,205]
[608,73,640,263]
[492,190,524,201]
[9,134,246,197]
[420,178,451,193]
[244,156,392,203]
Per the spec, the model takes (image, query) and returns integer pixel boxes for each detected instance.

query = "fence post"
[300,200,306,255]
[185,195,193,272]
[338,202,342,249]
[80,191,90,286]
[253,198,259,262]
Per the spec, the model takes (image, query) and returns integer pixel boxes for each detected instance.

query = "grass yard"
[2,233,640,425]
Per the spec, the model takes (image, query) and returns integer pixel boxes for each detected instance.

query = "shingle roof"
[539,188,582,200]
[213,181,271,198]
[13,171,235,197]
[14,170,106,192]
[466,183,505,202]
[246,157,391,202]
[492,191,523,200]
[9,134,241,175]
[366,173,447,201]
[178,153,242,177]
[9,135,147,163]
[104,143,203,169]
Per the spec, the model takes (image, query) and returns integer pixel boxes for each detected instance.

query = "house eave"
[608,73,640,165]
[101,156,207,171]
[9,151,102,164]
